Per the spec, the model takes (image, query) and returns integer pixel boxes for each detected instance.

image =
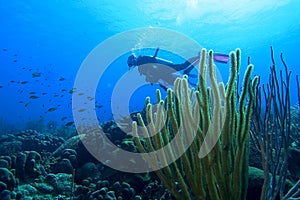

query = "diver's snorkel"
[152,47,174,66]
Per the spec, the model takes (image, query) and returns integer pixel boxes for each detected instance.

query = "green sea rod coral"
[133,48,259,200]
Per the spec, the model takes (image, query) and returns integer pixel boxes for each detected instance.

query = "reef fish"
[32,72,41,78]
[64,121,74,127]
[29,95,40,99]
[61,116,67,121]
[47,107,57,112]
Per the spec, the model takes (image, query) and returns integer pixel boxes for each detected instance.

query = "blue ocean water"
[0,0,299,131]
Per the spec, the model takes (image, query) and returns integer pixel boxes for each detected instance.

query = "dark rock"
[0,181,7,193]
[31,182,54,194]
[105,190,116,200]
[9,155,16,169]
[68,154,78,168]
[62,149,77,159]
[0,159,9,169]
[0,168,15,191]
[0,156,11,169]
[0,130,64,156]
[247,166,295,200]
[96,180,110,189]
[91,187,108,199]
[15,151,45,182]
[112,181,121,191]
[141,179,173,200]
[15,153,26,180]
[99,187,108,195]
[82,179,90,187]
[0,189,11,200]
[249,142,262,169]
[27,151,41,163]
[133,196,142,200]
[44,173,58,188]
[75,185,90,194]
[91,189,104,199]
[288,147,300,180]
[15,192,23,200]
[247,166,264,200]
[76,162,100,183]
[54,158,74,174]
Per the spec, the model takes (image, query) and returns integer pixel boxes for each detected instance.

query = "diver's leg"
[186,56,200,66]
[183,65,196,77]
[170,56,199,71]
[182,56,200,77]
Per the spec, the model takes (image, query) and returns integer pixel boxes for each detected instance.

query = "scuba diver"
[127,48,229,89]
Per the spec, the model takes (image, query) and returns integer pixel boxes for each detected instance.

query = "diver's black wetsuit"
[129,48,229,90]
[135,48,198,76]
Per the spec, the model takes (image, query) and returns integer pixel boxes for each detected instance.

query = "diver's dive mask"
[127,54,137,69]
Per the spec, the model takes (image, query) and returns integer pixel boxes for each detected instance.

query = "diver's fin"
[158,83,168,91]
[183,59,199,78]
[213,53,229,63]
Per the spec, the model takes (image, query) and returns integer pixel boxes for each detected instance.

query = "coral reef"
[250,47,300,199]
[0,47,299,199]
[0,112,298,199]
[133,48,259,199]
[0,129,65,156]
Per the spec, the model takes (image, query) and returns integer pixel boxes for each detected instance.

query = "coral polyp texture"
[133,48,259,200]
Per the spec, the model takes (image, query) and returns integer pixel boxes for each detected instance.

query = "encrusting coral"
[133,48,259,200]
